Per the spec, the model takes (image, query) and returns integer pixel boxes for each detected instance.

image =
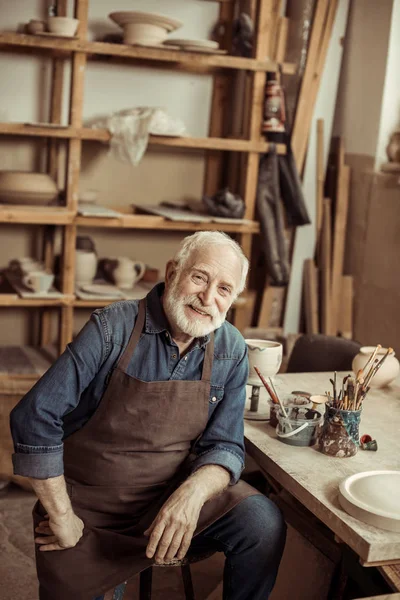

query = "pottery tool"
[254,367,288,418]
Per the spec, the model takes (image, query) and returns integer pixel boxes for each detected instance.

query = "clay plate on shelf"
[34,32,78,39]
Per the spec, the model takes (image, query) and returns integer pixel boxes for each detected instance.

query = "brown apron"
[33,299,259,600]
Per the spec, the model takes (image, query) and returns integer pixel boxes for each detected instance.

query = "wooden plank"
[379,563,400,592]
[320,198,332,334]
[0,32,297,74]
[303,259,319,334]
[331,163,350,333]
[203,1,235,196]
[75,214,260,232]
[337,275,353,340]
[274,16,289,63]
[291,0,334,171]
[257,286,286,328]
[0,297,73,307]
[316,119,324,249]
[0,206,74,224]
[0,123,286,154]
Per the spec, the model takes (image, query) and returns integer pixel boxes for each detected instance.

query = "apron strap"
[117,298,146,372]
[201,332,214,382]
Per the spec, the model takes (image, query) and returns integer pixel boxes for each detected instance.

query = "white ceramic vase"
[245,339,283,385]
[75,250,97,287]
[352,346,400,388]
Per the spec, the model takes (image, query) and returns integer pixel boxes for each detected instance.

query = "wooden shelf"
[0,295,73,307]
[0,123,286,154]
[0,33,297,74]
[0,205,75,225]
[75,212,260,233]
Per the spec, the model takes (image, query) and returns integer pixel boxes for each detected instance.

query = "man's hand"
[34,509,84,552]
[144,485,204,564]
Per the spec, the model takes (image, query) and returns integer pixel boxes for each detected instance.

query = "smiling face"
[163,245,242,339]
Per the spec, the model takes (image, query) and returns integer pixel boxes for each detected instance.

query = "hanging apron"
[33,299,260,600]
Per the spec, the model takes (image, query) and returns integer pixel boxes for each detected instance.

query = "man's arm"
[30,475,84,551]
[10,312,108,550]
[145,464,230,563]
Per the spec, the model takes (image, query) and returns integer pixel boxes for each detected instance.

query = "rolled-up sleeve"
[10,312,107,479]
[190,345,248,485]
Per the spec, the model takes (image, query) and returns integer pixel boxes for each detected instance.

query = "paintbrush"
[361,344,381,378]
[254,367,279,404]
[365,347,394,386]
[254,367,288,418]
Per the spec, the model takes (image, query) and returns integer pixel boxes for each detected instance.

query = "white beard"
[163,279,227,338]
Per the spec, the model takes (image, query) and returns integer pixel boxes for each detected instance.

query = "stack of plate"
[164,38,221,54]
[109,11,182,46]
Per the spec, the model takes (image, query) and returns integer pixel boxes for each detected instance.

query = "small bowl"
[48,16,79,37]
[26,19,46,35]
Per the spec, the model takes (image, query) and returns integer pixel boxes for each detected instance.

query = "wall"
[333,0,393,161]
[0,0,219,342]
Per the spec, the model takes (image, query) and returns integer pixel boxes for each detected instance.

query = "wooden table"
[244,372,400,566]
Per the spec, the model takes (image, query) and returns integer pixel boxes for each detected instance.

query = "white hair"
[172,231,249,295]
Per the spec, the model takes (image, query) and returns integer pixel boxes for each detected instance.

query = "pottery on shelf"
[386,130,400,163]
[48,16,79,37]
[109,11,182,46]
[0,171,58,205]
[26,19,46,34]
[75,236,97,287]
[101,257,146,290]
[352,346,400,388]
[245,339,283,385]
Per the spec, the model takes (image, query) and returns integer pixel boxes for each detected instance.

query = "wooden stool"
[106,551,215,600]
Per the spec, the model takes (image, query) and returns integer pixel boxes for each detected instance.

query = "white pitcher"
[113,257,146,290]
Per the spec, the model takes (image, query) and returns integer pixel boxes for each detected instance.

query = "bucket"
[276,406,323,447]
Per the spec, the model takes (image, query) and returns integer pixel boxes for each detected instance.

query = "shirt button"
[211,396,217,403]
[172,353,177,359]
[184,356,188,361]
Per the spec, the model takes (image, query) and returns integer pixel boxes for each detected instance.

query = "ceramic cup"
[48,16,79,37]
[26,19,46,34]
[245,339,283,385]
[23,271,54,294]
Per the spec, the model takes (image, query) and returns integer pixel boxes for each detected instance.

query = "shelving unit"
[0,0,291,369]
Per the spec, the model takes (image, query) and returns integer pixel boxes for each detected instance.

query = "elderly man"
[10,231,286,600]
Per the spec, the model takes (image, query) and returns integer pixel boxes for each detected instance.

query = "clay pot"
[26,20,46,34]
[386,131,400,163]
[75,250,97,287]
[245,339,282,385]
[352,346,400,388]
[47,16,79,37]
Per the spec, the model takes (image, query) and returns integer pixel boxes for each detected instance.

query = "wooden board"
[316,119,324,248]
[338,274,353,339]
[303,259,319,334]
[331,162,350,333]
[320,198,332,334]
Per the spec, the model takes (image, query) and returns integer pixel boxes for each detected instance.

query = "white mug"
[23,271,54,294]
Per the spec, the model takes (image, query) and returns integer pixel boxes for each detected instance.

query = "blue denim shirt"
[10,283,249,484]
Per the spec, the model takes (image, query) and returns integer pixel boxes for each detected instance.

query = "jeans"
[94,494,286,600]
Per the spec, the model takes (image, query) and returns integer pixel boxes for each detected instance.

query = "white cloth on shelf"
[91,107,187,166]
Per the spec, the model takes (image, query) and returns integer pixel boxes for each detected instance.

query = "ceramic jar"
[352,346,400,388]
[319,406,361,457]
[386,131,400,163]
[245,339,283,385]
[75,236,97,287]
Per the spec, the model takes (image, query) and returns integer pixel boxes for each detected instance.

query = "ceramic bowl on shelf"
[123,22,168,46]
[48,16,79,37]
[0,171,58,205]
[109,11,182,31]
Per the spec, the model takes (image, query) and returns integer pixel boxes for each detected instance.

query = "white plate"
[34,31,78,39]
[339,470,400,532]
[164,38,219,49]
[81,284,122,297]
[109,11,182,31]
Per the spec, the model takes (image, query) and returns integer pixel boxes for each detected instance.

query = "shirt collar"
[145,282,210,349]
